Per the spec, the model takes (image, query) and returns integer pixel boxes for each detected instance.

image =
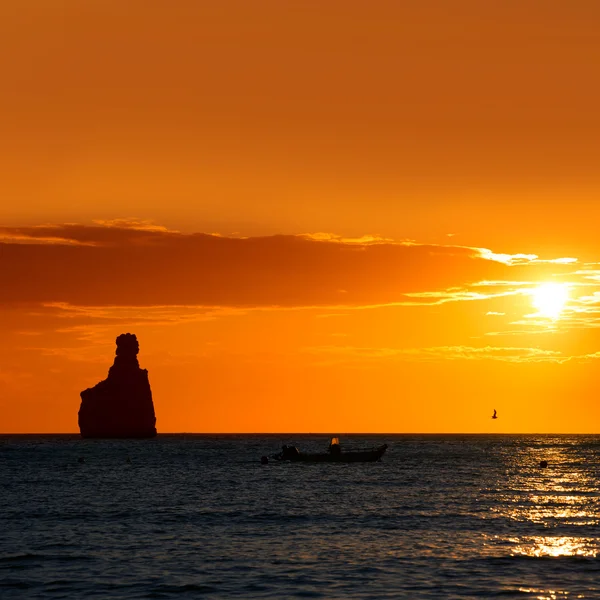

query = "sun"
[531,283,569,318]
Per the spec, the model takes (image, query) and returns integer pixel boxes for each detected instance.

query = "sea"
[0,434,599,599]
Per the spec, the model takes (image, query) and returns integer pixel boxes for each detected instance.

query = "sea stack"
[78,333,157,438]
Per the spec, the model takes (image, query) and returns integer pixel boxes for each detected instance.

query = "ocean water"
[0,435,599,599]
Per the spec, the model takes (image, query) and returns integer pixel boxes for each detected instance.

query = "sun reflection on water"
[518,587,585,600]
[511,536,599,558]
[497,491,598,526]
[484,438,600,573]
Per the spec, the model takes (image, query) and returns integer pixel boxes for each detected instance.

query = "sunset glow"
[1,1,600,434]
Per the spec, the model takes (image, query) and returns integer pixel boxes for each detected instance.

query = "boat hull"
[279,444,387,463]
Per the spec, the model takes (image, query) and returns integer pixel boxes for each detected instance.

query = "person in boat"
[328,437,341,455]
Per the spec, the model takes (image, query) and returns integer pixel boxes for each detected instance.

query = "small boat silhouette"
[271,437,387,463]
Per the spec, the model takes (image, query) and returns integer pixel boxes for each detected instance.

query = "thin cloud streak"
[305,344,568,364]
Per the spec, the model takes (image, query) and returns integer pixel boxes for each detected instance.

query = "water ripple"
[0,434,599,599]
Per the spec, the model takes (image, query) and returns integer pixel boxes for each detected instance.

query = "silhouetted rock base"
[81,433,156,439]
[79,333,157,439]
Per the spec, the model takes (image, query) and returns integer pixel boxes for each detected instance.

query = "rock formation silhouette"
[78,333,157,438]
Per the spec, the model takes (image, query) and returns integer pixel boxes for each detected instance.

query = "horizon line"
[1,432,598,436]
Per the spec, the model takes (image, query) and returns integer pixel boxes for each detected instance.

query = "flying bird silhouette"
[492,409,498,419]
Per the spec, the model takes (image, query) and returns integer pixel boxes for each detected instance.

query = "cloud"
[402,288,521,306]
[299,232,395,244]
[0,221,181,246]
[305,344,567,364]
[477,249,539,265]
[477,250,577,266]
[91,219,176,232]
[0,222,583,308]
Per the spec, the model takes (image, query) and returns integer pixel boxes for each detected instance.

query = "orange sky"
[1,1,600,433]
